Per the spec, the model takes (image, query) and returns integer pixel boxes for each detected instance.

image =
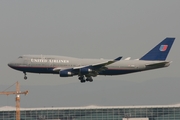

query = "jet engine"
[80,66,93,74]
[59,69,74,77]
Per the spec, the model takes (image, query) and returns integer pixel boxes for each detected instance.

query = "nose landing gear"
[23,72,27,80]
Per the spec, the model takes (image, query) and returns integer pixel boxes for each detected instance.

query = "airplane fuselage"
[8,55,170,76]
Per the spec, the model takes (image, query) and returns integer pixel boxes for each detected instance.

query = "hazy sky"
[0,0,180,108]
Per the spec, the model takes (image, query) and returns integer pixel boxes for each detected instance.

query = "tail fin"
[140,37,175,61]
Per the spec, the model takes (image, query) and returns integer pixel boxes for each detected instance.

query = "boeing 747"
[8,37,175,83]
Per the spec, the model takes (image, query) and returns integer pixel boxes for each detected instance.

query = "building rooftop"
[1,104,180,111]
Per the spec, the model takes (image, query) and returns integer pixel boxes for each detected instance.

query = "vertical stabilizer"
[140,38,175,61]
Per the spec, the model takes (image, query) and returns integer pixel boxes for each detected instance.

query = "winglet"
[114,56,122,61]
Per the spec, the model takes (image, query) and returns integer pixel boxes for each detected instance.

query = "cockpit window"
[18,56,23,58]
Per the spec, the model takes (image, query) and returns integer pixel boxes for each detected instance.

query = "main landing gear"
[23,72,27,80]
[78,75,93,83]
[78,76,85,83]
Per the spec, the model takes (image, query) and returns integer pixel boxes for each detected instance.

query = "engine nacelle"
[59,70,73,77]
[80,67,92,75]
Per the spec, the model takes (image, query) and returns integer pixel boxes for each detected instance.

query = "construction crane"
[0,81,28,120]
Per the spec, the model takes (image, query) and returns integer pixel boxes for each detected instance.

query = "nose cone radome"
[8,62,13,67]
[8,60,17,68]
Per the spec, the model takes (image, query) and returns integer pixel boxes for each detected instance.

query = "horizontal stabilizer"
[146,61,170,67]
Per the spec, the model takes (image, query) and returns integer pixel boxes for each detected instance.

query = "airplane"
[8,37,175,83]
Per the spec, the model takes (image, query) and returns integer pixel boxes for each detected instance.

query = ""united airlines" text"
[31,59,69,63]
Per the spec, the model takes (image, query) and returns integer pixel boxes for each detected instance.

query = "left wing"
[58,56,122,77]
[73,56,122,70]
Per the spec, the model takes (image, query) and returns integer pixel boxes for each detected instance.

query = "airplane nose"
[8,63,11,67]
[8,62,13,67]
[8,59,22,68]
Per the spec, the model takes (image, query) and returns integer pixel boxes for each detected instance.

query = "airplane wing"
[74,56,122,69]
[53,57,122,72]
[53,67,65,71]
[53,56,122,72]
[58,56,122,77]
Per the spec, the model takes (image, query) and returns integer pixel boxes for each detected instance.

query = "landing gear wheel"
[23,72,27,80]
[86,76,93,82]
[24,76,27,80]
[89,79,93,82]
[80,80,86,83]
[79,76,86,83]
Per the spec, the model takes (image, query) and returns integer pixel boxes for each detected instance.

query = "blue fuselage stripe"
[10,66,141,75]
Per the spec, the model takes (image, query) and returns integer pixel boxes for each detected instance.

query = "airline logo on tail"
[159,45,168,51]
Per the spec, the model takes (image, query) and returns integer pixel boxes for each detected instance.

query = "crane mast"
[0,81,28,120]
